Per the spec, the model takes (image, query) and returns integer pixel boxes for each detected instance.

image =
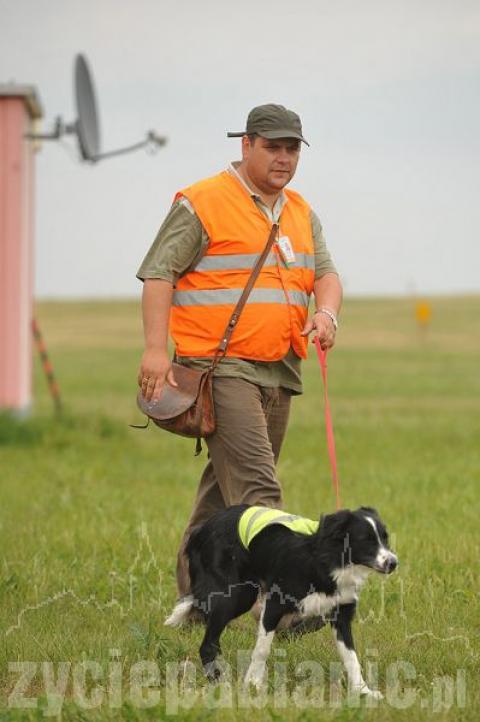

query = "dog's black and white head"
[319,506,398,575]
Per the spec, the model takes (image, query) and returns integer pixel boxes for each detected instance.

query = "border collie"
[165,504,398,699]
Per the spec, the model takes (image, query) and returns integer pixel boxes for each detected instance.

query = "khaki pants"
[176,376,292,596]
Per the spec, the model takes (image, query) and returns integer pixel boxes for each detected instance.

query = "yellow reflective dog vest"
[238,506,319,549]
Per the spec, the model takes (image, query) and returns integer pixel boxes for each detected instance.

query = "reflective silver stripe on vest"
[245,511,303,547]
[194,252,314,272]
[172,288,310,307]
[294,253,315,270]
[196,252,276,271]
[244,508,271,547]
[261,513,302,534]
[288,290,310,307]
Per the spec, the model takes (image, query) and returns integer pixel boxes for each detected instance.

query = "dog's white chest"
[298,566,369,619]
[298,591,340,618]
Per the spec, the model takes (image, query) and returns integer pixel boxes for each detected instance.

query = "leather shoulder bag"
[134,223,279,444]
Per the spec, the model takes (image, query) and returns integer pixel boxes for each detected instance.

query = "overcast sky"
[2,0,479,297]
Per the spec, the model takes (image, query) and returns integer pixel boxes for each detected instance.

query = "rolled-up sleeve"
[136,200,206,284]
[310,209,338,280]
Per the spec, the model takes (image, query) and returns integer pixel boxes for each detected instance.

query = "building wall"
[0,96,35,411]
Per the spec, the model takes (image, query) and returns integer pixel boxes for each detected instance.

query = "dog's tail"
[164,595,194,627]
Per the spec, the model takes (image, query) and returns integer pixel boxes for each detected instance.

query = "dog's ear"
[359,506,379,518]
[320,509,354,540]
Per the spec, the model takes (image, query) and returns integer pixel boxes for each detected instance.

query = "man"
[136,104,342,599]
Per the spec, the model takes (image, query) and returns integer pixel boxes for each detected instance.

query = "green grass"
[1,296,479,721]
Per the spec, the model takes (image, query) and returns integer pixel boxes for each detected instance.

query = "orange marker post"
[415,300,432,341]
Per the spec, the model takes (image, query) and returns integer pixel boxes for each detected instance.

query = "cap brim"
[258,129,310,146]
[227,129,309,146]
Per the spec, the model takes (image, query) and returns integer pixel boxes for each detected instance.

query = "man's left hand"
[301,311,336,350]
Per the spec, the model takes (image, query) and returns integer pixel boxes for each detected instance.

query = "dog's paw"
[243,663,266,691]
[203,660,222,683]
[359,686,383,700]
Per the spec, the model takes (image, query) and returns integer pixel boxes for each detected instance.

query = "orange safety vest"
[170,170,315,361]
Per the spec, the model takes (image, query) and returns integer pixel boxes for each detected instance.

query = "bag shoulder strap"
[211,223,279,369]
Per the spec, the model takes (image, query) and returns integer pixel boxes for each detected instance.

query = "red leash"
[314,337,341,510]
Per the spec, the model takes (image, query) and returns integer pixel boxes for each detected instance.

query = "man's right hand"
[137,349,178,402]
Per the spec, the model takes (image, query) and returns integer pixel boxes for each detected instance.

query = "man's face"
[242,136,301,194]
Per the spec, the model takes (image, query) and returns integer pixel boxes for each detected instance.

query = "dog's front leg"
[331,603,383,700]
[244,597,285,690]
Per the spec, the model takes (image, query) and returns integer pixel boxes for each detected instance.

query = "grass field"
[1,296,479,721]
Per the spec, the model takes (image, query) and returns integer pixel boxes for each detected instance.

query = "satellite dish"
[75,54,100,161]
[26,53,167,162]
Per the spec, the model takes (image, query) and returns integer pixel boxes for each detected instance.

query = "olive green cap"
[227,103,310,146]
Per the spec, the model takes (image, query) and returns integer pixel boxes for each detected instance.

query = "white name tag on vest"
[277,236,296,267]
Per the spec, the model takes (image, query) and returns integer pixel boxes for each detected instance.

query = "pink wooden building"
[0,85,43,413]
